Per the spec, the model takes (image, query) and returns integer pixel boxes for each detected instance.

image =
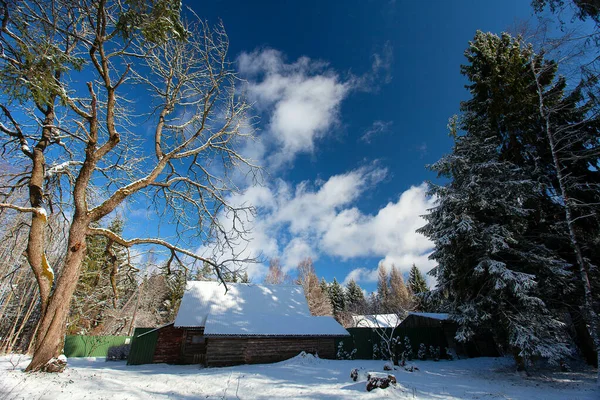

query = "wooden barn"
[337,312,499,360]
[130,281,349,366]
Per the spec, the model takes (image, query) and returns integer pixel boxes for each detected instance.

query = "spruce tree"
[408,264,428,295]
[377,265,391,313]
[328,278,346,317]
[320,278,330,297]
[240,271,250,283]
[345,279,366,313]
[368,292,379,314]
[408,264,430,311]
[419,32,573,367]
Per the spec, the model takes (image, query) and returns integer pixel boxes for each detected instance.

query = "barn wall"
[128,328,158,365]
[206,336,337,366]
[181,328,206,364]
[152,324,184,364]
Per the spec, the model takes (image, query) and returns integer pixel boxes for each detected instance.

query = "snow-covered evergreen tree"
[320,278,329,297]
[408,264,430,311]
[408,264,428,295]
[403,336,413,360]
[418,343,427,360]
[419,32,574,367]
[345,279,366,313]
[367,292,379,314]
[328,278,346,318]
[377,265,391,312]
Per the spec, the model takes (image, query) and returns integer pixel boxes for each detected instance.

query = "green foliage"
[68,216,133,334]
[345,279,366,313]
[116,0,188,43]
[165,270,186,320]
[320,278,329,295]
[240,271,250,283]
[0,1,85,106]
[328,278,346,317]
[420,32,578,363]
[531,0,600,23]
[408,264,428,295]
[376,266,390,312]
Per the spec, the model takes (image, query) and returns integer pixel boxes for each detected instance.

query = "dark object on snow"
[383,363,393,371]
[350,368,359,381]
[41,357,66,373]
[107,343,131,361]
[404,365,419,372]
[366,372,396,391]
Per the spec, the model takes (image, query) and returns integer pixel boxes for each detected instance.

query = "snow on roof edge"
[407,312,450,321]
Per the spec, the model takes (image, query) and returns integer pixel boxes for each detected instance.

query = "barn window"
[191,335,205,344]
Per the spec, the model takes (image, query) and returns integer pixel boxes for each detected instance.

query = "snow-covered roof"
[174,281,349,337]
[351,314,403,328]
[408,312,450,321]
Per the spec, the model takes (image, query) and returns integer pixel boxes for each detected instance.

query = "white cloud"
[201,164,434,284]
[275,166,387,234]
[238,50,348,166]
[322,183,434,259]
[281,238,315,272]
[237,45,394,167]
[361,120,393,143]
[350,41,393,92]
[342,267,378,285]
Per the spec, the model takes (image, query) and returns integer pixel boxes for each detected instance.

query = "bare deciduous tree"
[295,258,332,316]
[263,258,290,285]
[0,1,258,371]
[530,55,600,383]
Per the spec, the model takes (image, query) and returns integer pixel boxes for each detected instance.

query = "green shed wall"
[63,335,131,357]
[127,328,159,365]
[335,326,449,360]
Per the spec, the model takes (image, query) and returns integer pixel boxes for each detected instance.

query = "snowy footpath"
[0,354,597,399]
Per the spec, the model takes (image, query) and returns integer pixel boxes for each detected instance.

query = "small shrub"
[403,336,413,360]
[372,344,380,360]
[418,343,427,360]
[445,347,457,360]
[107,343,131,361]
[337,341,357,360]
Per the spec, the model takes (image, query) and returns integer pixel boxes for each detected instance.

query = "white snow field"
[0,353,597,400]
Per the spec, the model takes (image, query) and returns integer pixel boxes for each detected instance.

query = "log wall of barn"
[181,328,206,364]
[206,336,338,367]
[152,324,184,364]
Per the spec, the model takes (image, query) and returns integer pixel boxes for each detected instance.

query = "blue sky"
[123,1,551,292]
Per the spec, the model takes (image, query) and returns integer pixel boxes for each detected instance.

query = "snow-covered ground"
[0,354,597,399]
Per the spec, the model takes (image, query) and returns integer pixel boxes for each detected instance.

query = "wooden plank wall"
[206,336,336,367]
[182,328,206,364]
[152,324,184,364]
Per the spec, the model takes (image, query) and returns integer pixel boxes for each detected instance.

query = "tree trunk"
[26,123,54,314]
[25,216,89,372]
[531,60,600,384]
